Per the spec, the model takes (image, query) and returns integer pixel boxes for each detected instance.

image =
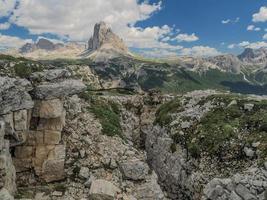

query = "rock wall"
[13,98,66,182]
[145,91,267,200]
[0,121,16,198]
[0,71,86,199]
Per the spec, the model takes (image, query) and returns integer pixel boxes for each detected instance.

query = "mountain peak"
[87,22,128,53]
[36,38,56,51]
[238,47,267,64]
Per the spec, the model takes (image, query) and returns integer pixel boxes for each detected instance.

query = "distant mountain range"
[4,22,267,95]
[12,22,267,72]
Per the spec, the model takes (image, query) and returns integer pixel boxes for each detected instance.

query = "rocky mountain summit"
[82,22,130,62]
[87,22,128,53]
[19,38,63,54]
[238,48,267,65]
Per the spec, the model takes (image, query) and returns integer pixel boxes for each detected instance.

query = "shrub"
[155,97,183,126]
[14,63,32,78]
[89,97,122,137]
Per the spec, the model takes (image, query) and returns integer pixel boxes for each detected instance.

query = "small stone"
[84,175,95,188]
[181,121,190,129]
[79,149,86,158]
[228,100,237,107]
[252,142,260,148]
[119,160,149,181]
[79,167,90,179]
[235,184,256,200]
[52,191,63,197]
[244,103,254,111]
[243,147,254,158]
[89,179,119,200]
[14,109,28,131]
[0,188,14,200]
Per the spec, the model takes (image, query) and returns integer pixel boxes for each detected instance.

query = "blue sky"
[0,0,267,57]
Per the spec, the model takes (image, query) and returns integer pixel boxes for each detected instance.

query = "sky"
[0,0,267,57]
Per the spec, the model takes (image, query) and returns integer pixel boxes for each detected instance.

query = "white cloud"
[253,6,267,22]
[0,34,33,48]
[247,25,254,31]
[221,17,240,24]
[2,0,217,57]
[139,48,178,58]
[239,41,250,47]
[247,41,267,49]
[0,0,17,17]
[125,25,182,50]
[222,19,231,24]
[0,22,11,30]
[254,27,261,31]
[228,44,235,49]
[228,41,267,49]
[175,33,199,42]
[10,0,162,41]
[247,25,261,31]
[263,34,267,40]
[180,46,221,57]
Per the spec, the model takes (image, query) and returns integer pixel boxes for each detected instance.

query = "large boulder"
[0,188,14,200]
[32,79,86,100]
[0,142,16,195]
[89,179,119,200]
[0,77,33,115]
[119,160,149,181]
[0,121,4,150]
[30,69,71,82]
[33,99,64,118]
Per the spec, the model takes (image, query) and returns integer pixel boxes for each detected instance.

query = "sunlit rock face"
[88,22,128,53]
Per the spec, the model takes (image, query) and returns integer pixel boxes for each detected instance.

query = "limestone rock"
[0,77,33,115]
[36,112,65,131]
[243,147,254,158]
[0,188,14,200]
[134,171,165,200]
[0,113,14,136]
[33,99,64,118]
[43,130,61,145]
[14,109,28,131]
[30,69,71,82]
[0,121,4,150]
[89,179,119,200]
[244,103,254,111]
[235,184,256,200]
[78,167,90,179]
[32,79,86,100]
[119,160,149,181]
[0,141,16,195]
[88,22,128,53]
[33,144,65,182]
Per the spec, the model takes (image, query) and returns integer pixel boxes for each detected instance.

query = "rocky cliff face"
[238,48,267,65]
[82,22,130,62]
[88,22,128,53]
[19,38,61,54]
[146,90,267,200]
[18,39,84,60]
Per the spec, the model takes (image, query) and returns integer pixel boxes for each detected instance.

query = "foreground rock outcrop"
[146,90,267,199]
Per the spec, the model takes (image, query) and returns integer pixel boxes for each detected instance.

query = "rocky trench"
[0,70,169,200]
[0,69,267,200]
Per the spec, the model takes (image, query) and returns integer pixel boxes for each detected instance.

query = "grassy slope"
[155,94,267,167]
